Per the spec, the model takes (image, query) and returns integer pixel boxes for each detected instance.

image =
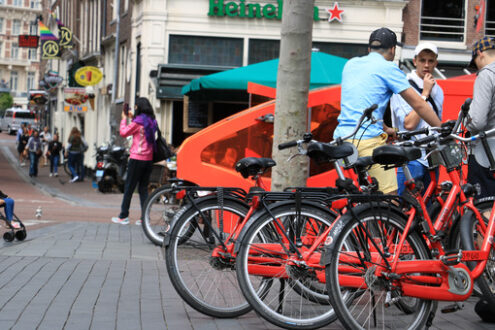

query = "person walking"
[466,36,495,198]
[17,126,29,167]
[25,129,42,177]
[112,97,157,225]
[65,127,86,183]
[390,42,444,195]
[0,191,20,229]
[332,27,441,194]
[40,126,52,167]
[47,133,63,177]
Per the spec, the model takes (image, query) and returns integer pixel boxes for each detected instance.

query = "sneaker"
[70,176,79,183]
[54,172,58,177]
[49,173,53,177]
[10,222,20,229]
[135,219,142,226]
[111,217,129,225]
[20,162,26,167]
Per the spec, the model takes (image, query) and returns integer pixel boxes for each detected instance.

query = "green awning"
[181,51,348,95]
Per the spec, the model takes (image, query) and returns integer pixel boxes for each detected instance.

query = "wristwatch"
[420,95,428,101]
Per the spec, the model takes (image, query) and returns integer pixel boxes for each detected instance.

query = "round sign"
[75,66,103,86]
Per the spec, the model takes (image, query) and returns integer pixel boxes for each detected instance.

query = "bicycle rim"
[326,210,433,330]
[166,200,255,318]
[236,204,337,329]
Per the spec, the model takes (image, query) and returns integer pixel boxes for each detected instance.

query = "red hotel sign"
[18,35,39,48]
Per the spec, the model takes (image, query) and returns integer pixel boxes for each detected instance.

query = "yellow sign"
[59,26,73,48]
[42,40,60,59]
[75,66,103,86]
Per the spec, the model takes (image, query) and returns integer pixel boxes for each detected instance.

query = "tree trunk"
[271,0,314,191]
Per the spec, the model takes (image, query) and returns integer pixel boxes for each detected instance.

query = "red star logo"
[327,2,344,23]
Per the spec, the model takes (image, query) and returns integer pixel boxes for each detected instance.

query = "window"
[13,0,22,6]
[118,44,127,97]
[0,42,3,58]
[29,23,37,35]
[124,0,129,12]
[486,1,495,37]
[10,71,18,90]
[169,35,243,67]
[12,20,21,35]
[420,0,465,42]
[11,43,19,59]
[29,49,37,60]
[248,39,280,64]
[30,0,38,9]
[27,72,35,91]
[0,18,3,34]
[112,0,118,19]
[0,0,4,5]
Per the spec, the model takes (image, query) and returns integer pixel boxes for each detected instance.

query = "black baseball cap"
[369,27,403,49]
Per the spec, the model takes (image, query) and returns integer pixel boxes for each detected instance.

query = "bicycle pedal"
[440,250,462,266]
[441,302,464,313]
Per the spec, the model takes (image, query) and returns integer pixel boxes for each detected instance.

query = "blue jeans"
[29,151,39,177]
[50,154,60,174]
[68,152,82,179]
[2,198,14,222]
[397,160,432,196]
[119,159,153,219]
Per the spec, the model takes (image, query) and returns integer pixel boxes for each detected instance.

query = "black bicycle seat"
[235,157,276,178]
[372,145,422,167]
[306,142,354,163]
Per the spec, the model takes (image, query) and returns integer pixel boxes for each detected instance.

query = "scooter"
[95,138,129,193]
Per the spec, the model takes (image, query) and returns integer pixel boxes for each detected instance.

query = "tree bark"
[271,0,314,191]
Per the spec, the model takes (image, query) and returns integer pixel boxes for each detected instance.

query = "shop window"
[200,103,340,177]
[12,20,21,35]
[486,0,495,37]
[312,42,367,59]
[420,0,465,42]
[248,39,280,64]
[169,35,243,67]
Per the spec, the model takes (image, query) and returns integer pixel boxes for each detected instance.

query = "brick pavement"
[0,132,494,329]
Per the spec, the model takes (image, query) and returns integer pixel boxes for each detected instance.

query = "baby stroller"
[0,204,26,242]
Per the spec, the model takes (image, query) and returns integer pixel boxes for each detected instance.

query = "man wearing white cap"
[390,42,444,195]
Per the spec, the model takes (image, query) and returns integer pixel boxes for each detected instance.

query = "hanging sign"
[74,66,103,86]
[63,88,89,112]
[327,2,344,23]
[18,35,39,48]
[39,22,61,59]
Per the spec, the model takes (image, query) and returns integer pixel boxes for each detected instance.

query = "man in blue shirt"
[333,27,442,193]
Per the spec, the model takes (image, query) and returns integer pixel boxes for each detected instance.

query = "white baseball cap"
[414,42,438,56]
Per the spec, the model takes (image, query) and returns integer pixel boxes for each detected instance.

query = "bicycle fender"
[320,202,406,266]
[459,209,477,270]
[233,200,337,255]
[163,195,249,247]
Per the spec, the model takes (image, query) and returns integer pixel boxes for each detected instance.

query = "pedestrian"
[0,190,20,229]
[332,27,441,194]
[16,123,26,146]
[112,97,158,225]
[25,129,42,177]
[466,36,495,198]
[26,123,34,136]
[40,126,52,167]
[390,42,444,195]
[47,133,63,177]
[65,127,87,183]
[17,126,29,167]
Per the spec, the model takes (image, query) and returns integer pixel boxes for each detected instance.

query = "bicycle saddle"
[372,145,422,166]
[235,157,276,178]
[306,142,354,163]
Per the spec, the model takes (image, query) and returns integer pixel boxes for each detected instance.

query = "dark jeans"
[50,154,60,174]
[29,151,39,176]
[2,197,14,221]
[468,155,495,199]
[396,160,437,196]
[68,152,82,179]
[119,158,153,219]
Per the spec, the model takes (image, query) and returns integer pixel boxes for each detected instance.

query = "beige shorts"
[347,133,398,194]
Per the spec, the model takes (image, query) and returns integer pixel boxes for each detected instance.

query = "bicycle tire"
[166,198,265,318]
[236,203,338,329]
[460,204,495,306]
[142,184,184,246]
[325,207,434,330]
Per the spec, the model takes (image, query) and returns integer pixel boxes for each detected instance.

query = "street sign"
[74,66,103,86]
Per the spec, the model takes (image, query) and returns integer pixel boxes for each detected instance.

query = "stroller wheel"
[3,231,14,242]
[15,230,26,241]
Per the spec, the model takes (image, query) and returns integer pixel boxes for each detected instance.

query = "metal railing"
[420,15,465,42]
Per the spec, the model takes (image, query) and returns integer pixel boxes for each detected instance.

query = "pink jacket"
[120,119,153,161]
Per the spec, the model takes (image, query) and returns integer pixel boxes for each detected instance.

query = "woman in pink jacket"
[112,97,157,225]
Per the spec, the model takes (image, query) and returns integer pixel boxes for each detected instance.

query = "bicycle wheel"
[325,207,434,330]
[142,184,184,246]
[460,203,495,304]
[166,198,264,318]
[236,203,337,329]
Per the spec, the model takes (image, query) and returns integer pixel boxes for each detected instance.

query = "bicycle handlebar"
[278,140,298,150]
[397,127,429,140]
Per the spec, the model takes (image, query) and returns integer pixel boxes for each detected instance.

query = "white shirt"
[390,70,444,167]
